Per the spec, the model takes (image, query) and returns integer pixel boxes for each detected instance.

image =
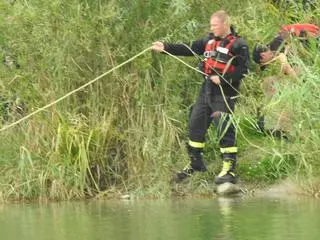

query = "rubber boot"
[175,145,207,182]
[215,157,237,185]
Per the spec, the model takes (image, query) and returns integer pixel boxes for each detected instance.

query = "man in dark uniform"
[152,10,249,184]
[252,23,319,137]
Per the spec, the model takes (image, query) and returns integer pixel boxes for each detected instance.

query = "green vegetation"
[0,0,319,201]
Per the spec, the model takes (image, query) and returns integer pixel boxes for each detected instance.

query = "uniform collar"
[214,33,233,41]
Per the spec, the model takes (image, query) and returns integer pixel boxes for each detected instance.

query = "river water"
[0,196,319,240]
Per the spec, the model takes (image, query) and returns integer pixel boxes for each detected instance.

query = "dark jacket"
[164,33,249,97]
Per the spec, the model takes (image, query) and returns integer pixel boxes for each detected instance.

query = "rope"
[1,43,270,156]
[162,49,235,114]
[178,44,239,114]
[180,43,242,95]
[0,46,152,132]
[162,49,207,76]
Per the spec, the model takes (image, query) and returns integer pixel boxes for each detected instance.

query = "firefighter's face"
[210,17,228,37]
[260,49,274,64]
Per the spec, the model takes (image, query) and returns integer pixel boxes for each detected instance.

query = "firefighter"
[253,23,320,65]
[253,23,319,138]
[152,10,249,184]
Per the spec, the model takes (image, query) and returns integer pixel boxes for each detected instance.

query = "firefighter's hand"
[210,75,221,85]
[152,41,164,52]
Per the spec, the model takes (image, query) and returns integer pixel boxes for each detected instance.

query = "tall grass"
[0,0,319,201]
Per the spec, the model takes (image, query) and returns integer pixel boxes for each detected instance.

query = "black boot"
[175,146,207,182]
[215,158,237,185]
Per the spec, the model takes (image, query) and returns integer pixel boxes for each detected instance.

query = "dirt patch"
[240,179,320,199]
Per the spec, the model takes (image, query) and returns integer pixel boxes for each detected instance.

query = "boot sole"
[215,182,242,195]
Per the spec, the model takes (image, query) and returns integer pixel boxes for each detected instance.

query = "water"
[0,196,319,240]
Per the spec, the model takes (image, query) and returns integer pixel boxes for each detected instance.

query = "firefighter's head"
[252,45,272,64]
[210,10,231,38]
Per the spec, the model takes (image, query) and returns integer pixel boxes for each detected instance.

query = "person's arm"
[220,38,250,85]
[152,37,209,56]
[277,53,297,77]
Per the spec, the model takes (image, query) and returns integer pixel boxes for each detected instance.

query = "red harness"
[203,34,237,75]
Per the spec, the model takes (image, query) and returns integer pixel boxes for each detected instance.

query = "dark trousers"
[188,81,237,160]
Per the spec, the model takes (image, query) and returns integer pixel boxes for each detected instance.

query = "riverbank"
[1,0,319,203]
[101,177,320,201]
[1,173,320,203]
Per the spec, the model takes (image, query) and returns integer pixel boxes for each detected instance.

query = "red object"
[281,23,320,37]
[203,34,236,75]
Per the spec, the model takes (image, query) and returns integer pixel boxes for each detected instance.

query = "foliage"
[0,0,319,200]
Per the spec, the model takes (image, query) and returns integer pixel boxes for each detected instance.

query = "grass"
[0,0,319,201]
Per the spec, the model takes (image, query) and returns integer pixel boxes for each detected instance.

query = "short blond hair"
[211,10,230,25]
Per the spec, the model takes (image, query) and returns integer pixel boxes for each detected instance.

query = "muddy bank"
[239,179,320,199]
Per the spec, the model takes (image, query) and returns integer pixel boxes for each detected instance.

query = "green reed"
[0,0,319,201]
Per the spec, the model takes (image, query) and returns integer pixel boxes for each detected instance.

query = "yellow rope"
[177,44,242,95]
[1,43,270,155]
[162,49,235,114]
[162,49,208,76]
[0,46,152,133]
